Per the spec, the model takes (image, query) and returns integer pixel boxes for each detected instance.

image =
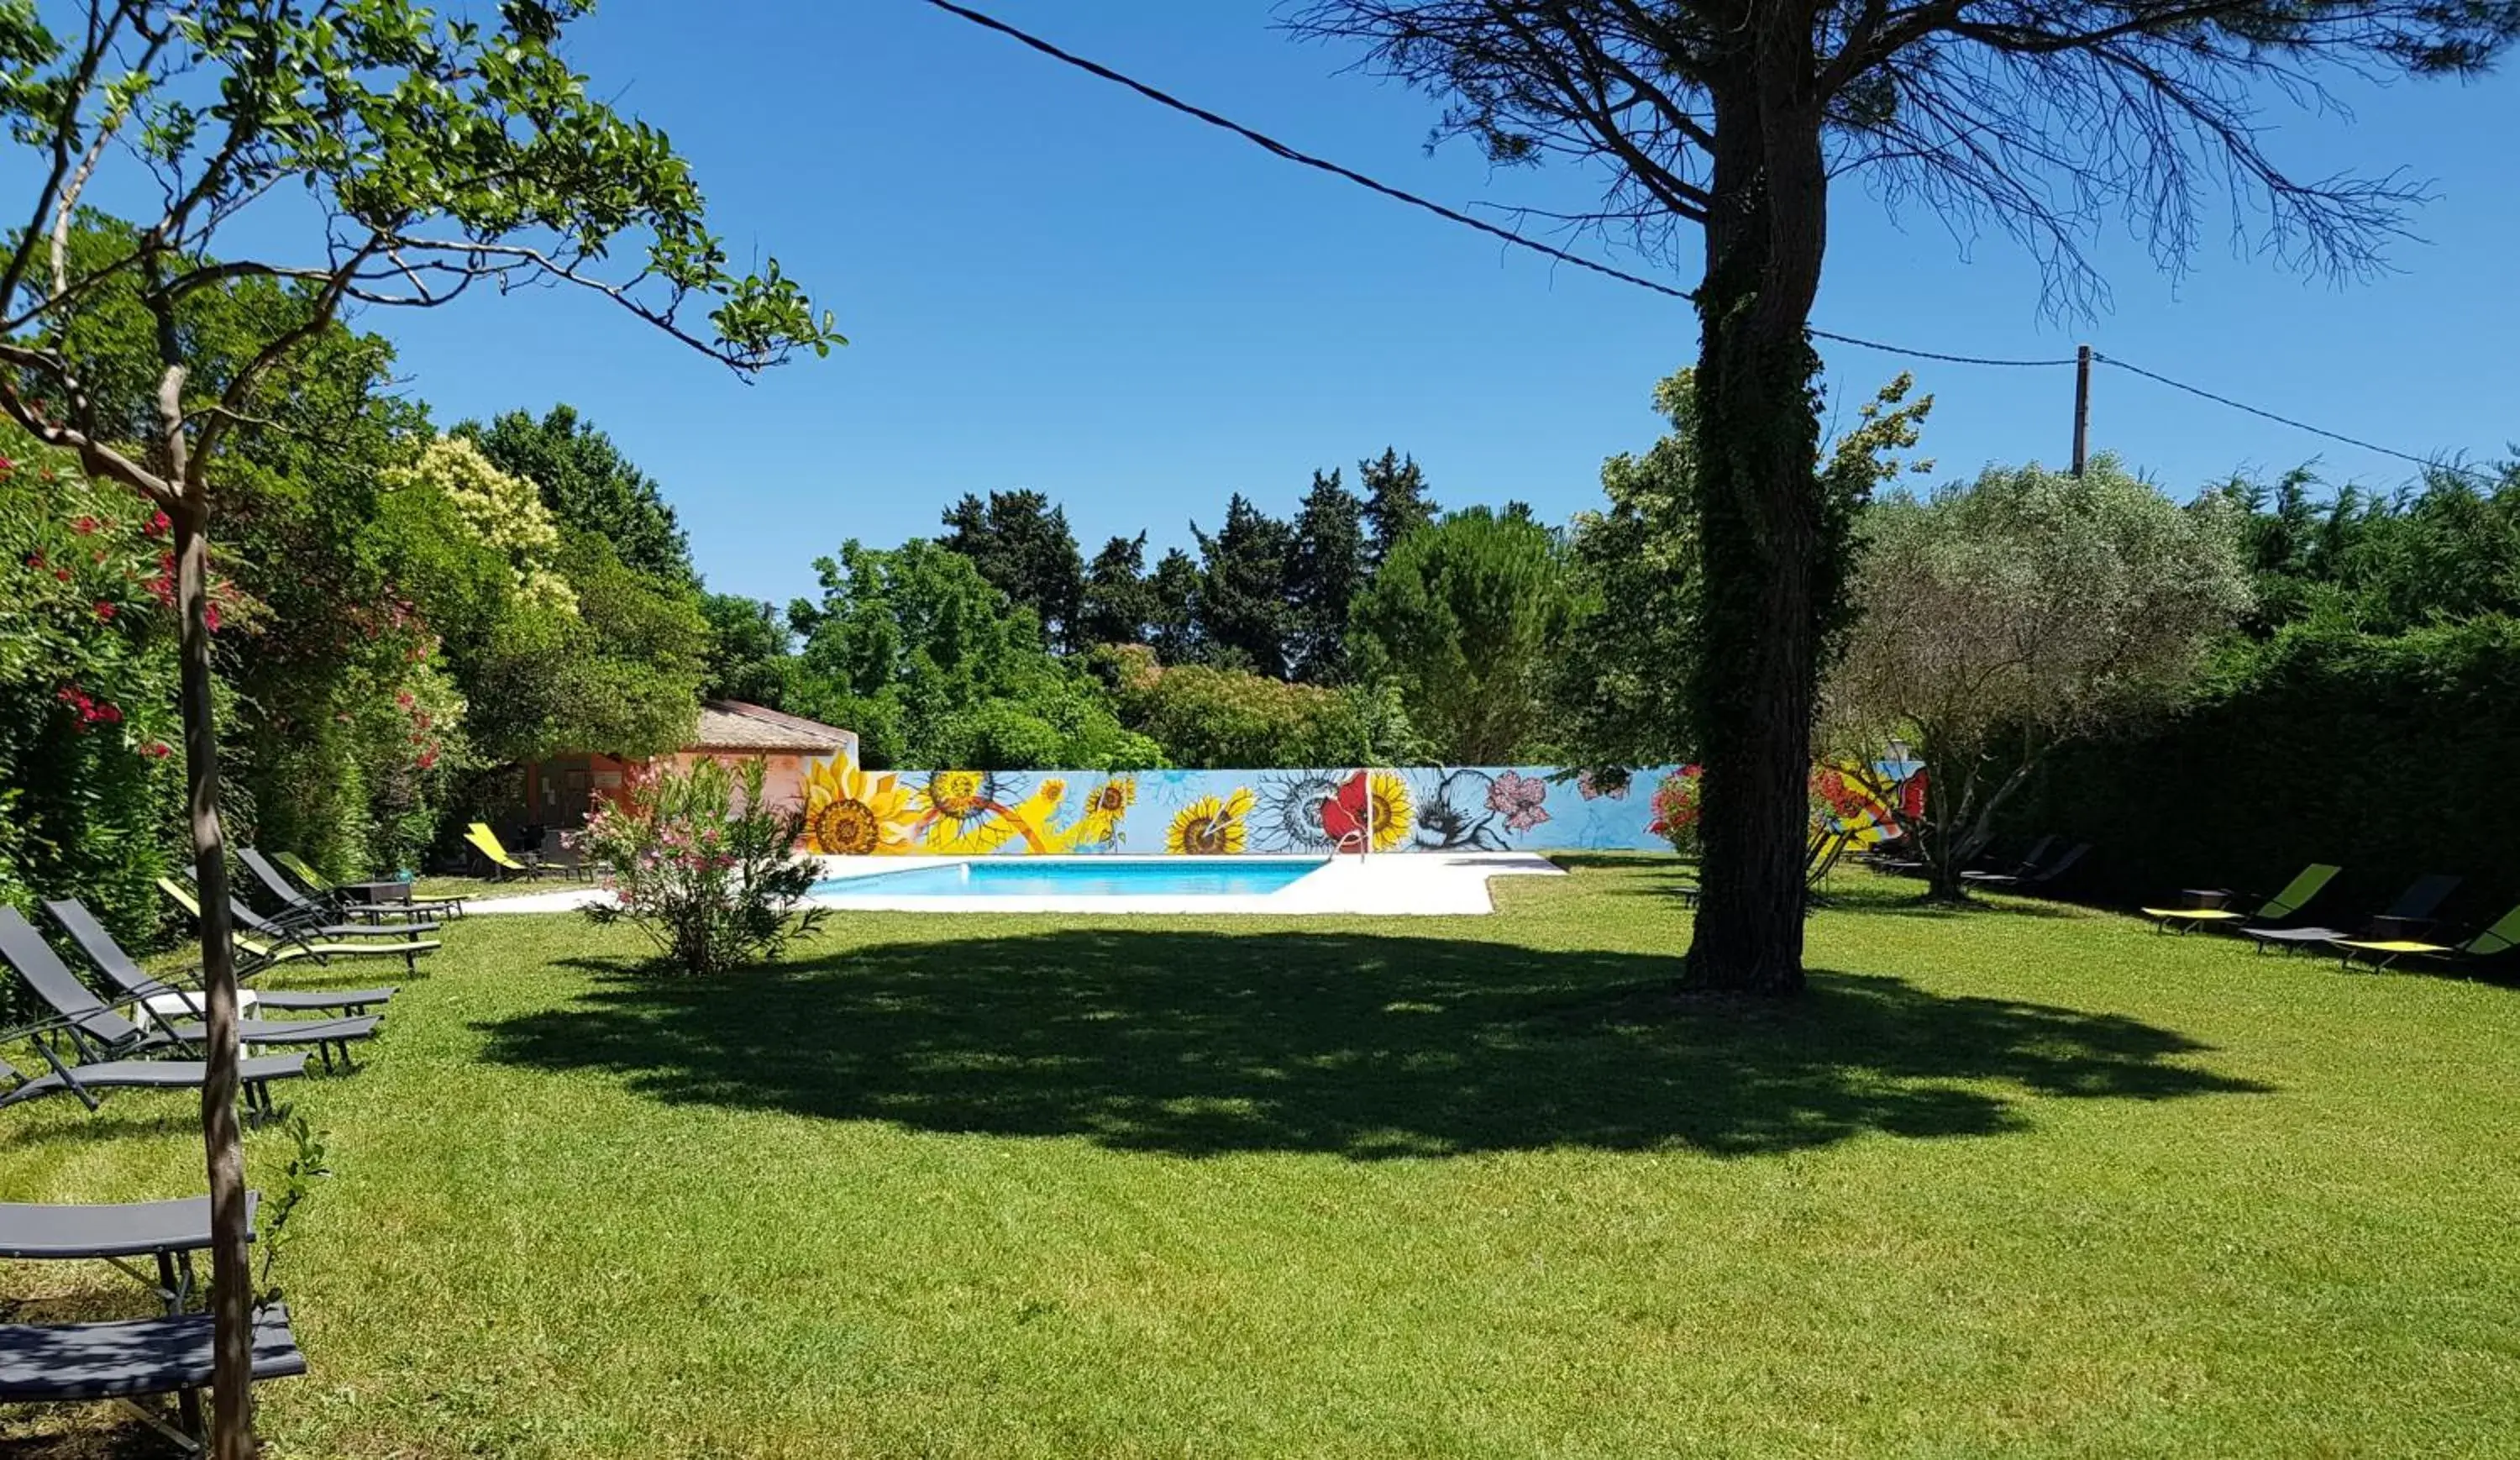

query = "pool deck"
[465,852,1566,916]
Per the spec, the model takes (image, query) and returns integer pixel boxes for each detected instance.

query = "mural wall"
[793,761,1904,857]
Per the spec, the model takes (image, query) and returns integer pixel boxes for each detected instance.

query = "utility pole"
[2071,344,2092,477]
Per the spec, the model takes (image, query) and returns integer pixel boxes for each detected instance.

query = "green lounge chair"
[2141,863,2341,935]
[2335,903,2520,972]
[2241,874,2461,955]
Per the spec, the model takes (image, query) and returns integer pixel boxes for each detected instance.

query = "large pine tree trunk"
[1682,46,1831,996]
[174,495,258,1457]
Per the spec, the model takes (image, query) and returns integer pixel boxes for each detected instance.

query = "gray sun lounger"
[205,869,440,943]
[1965,841,2090,889]
[239,847,443,927]
[0,1194,259,1312]
[1,1048,303,1116]
[2241,873,2463,953]
[270,849,465,918]
[0,907,378,1074]
[0,1304,305,1453]
[45,897,394,1017]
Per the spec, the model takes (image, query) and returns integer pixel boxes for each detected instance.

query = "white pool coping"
[465,852,1565,916]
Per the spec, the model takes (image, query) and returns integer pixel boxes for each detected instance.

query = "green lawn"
[7,859,2518,1457]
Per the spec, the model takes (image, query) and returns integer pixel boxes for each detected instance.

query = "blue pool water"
[812,858,1327,899]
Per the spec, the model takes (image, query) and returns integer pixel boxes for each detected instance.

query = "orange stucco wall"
[653,751,813,818]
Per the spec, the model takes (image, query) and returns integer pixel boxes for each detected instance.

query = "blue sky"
[361,2,2520,605]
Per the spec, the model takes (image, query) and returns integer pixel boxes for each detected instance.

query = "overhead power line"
[915,0,1697,305]
[2092,354,2496,486]
[913,0,2494,482]
[918,0,2080,366]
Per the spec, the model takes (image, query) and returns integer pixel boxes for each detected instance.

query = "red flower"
[0,455,15,475]
[395,691,415,709]
[24,551,45,570]
[146,511,171,537]
[141,741,172,759]
[72,515,98,535]
[204,602,221,632]
[94,702,121,724]
[93,601,115,620]
[54,569,70,582]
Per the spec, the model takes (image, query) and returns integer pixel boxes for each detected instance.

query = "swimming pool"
[812,857,1330,900]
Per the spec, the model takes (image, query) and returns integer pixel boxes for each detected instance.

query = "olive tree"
[1825,459,2252,899]
[0,3,837,1452]
[1290,0,2519,993]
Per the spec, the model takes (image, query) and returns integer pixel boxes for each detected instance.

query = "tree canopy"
[786,539,1158,771]
[458,406,693,585]
[1289,467,1369,681]
[1828,458,2253,895]
[939,488,1087,651]
[1350,507,1578,764]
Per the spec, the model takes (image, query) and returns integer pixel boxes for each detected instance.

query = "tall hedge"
[2002,617,2520,916]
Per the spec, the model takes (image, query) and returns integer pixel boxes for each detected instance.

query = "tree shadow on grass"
[485,931,2265,1160]
[1811,880,2087,920]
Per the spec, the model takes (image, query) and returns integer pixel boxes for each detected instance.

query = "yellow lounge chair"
[2336,903,2520,972]
[2142,863,2339,935]
[465,822,552,881]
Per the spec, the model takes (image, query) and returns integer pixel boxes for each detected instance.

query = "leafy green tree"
[2213,464,2520,635]
[1147,546,1205,664]
[1351,507,1577,764]
[18,218,462,880]
[457,404,692,585]
[1098,643,1419,768]
[701,591,795,706]
[1359,447,1438,565]
[1561,368,1932,769]
[1828,458,2254,899]
[1194,494,1297,677]
[1296,0,2517,994]
[788,540,1157,770]
[1079,531,1157,647]
[519,533,710,761]
[0,7,837,1442]
[1289,468,1368,681]
[939,488,1087,650]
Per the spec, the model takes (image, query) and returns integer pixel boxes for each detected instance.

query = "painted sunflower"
[801,760,912,855]
[1068,775,1136,850]
[1362,769,1415,852]
[1089,777,1136,817]
[923,769,1001,824]
[1166,787,1253,855]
